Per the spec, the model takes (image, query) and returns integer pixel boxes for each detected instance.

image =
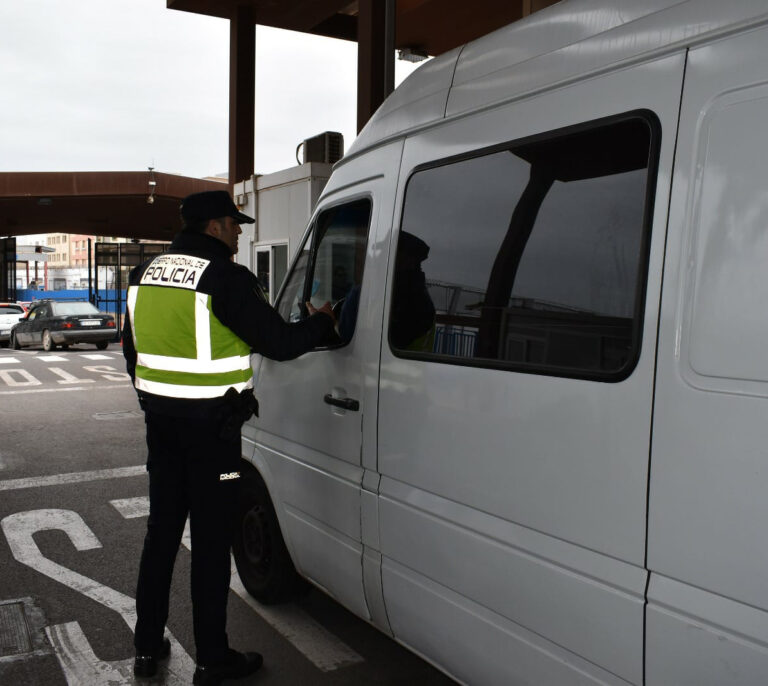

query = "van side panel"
[378,54,685,684]
[648,24,768,684]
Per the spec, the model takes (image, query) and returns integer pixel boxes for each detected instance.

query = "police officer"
[123,190,335,684]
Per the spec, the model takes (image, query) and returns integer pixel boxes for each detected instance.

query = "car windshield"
[0,306,24,314]
[51,302,101,316]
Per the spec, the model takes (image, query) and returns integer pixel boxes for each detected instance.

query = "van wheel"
[10,332,20,350]
[95,341,109,350]
[232,471,309,604]
[42,330,55,352]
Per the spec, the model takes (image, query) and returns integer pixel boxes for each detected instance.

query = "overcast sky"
[0,0,422,180]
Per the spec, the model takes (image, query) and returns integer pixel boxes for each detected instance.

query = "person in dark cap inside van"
[123,189,335,685]
[389,231,436,352]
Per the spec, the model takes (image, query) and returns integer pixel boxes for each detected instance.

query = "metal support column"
[357,0,396,132]
[87,238,93,304]
[229,5,256,186]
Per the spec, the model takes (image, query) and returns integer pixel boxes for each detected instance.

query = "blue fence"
[434,328,477,357]
[16,289,127,315]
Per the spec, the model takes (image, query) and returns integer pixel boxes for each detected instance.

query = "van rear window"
[390,114,659,380]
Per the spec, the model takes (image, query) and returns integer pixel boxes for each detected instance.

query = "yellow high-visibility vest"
[127,253,252,399]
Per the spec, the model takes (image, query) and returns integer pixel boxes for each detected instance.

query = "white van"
[234,1,768,683]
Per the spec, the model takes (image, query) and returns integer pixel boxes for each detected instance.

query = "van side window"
[277,199,372,345]
[390,115,658,380]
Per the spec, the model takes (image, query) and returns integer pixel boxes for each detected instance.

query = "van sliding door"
[377,54,685,685]
[648,25,768,686]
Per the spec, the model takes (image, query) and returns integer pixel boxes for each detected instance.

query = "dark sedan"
[10,300,117,351]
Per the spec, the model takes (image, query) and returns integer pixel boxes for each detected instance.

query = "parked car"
[10,300,116,351]
[0,303,26,347]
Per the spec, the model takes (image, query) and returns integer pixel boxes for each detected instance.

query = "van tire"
[96,341,109,350]
[232,470,309,604]
[10,332,20,350]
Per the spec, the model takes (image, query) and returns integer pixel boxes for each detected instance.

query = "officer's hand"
[306,300,336,325]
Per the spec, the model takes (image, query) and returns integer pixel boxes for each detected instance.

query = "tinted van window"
[391,115,657,379]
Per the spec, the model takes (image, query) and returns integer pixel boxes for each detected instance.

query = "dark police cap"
[180,190,255,224]
[397,231,430,263]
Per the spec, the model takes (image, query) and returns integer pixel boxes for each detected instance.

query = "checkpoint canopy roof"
[166,0,553,58]
[169,0,559,183]
[3,1,559,243]
[0,172,228,242]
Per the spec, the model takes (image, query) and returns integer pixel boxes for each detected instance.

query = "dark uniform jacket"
[122,230,334,417]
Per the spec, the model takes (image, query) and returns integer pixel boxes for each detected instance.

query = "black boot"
[133,637,171,678]
[193,649,263,685]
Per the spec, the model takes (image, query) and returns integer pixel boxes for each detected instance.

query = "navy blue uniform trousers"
[134,411,241,665]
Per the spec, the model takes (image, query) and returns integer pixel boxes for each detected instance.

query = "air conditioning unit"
[300,131,344,164]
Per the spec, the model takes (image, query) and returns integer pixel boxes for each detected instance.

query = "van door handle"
[323,394,360,412]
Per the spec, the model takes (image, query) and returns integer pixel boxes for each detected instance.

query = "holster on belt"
[218,387,260,441]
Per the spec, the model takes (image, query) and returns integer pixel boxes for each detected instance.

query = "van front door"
[243,141,401,619]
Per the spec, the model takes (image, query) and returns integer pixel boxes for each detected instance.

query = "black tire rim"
[242,504,272,581]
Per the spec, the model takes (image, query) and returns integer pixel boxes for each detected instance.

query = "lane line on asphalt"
[0,465,146,492]
[228,569,365,671]
[0,383,132,395]
[82,354,112,360]
[37,355,68,362]
[110,496,364,672]
[0,358,20,364]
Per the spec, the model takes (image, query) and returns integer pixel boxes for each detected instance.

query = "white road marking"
[82,354,112,360]
[83,365,131,381]
[0,357,20,364]
[45,622,135,685]
[37,355,67,362]
[48,367,95,385]
[111,495,363,671]
[0,369,41,387]
[110,497,149,519]
[2,509,194,685]
[0,383,132,395]
[46,621,192,685]
[228,566,364,671]
[0,465,146,492]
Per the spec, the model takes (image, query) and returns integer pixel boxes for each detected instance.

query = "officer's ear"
[204,219,223,239]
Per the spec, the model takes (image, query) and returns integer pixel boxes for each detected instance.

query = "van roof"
[344,0,768,161]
